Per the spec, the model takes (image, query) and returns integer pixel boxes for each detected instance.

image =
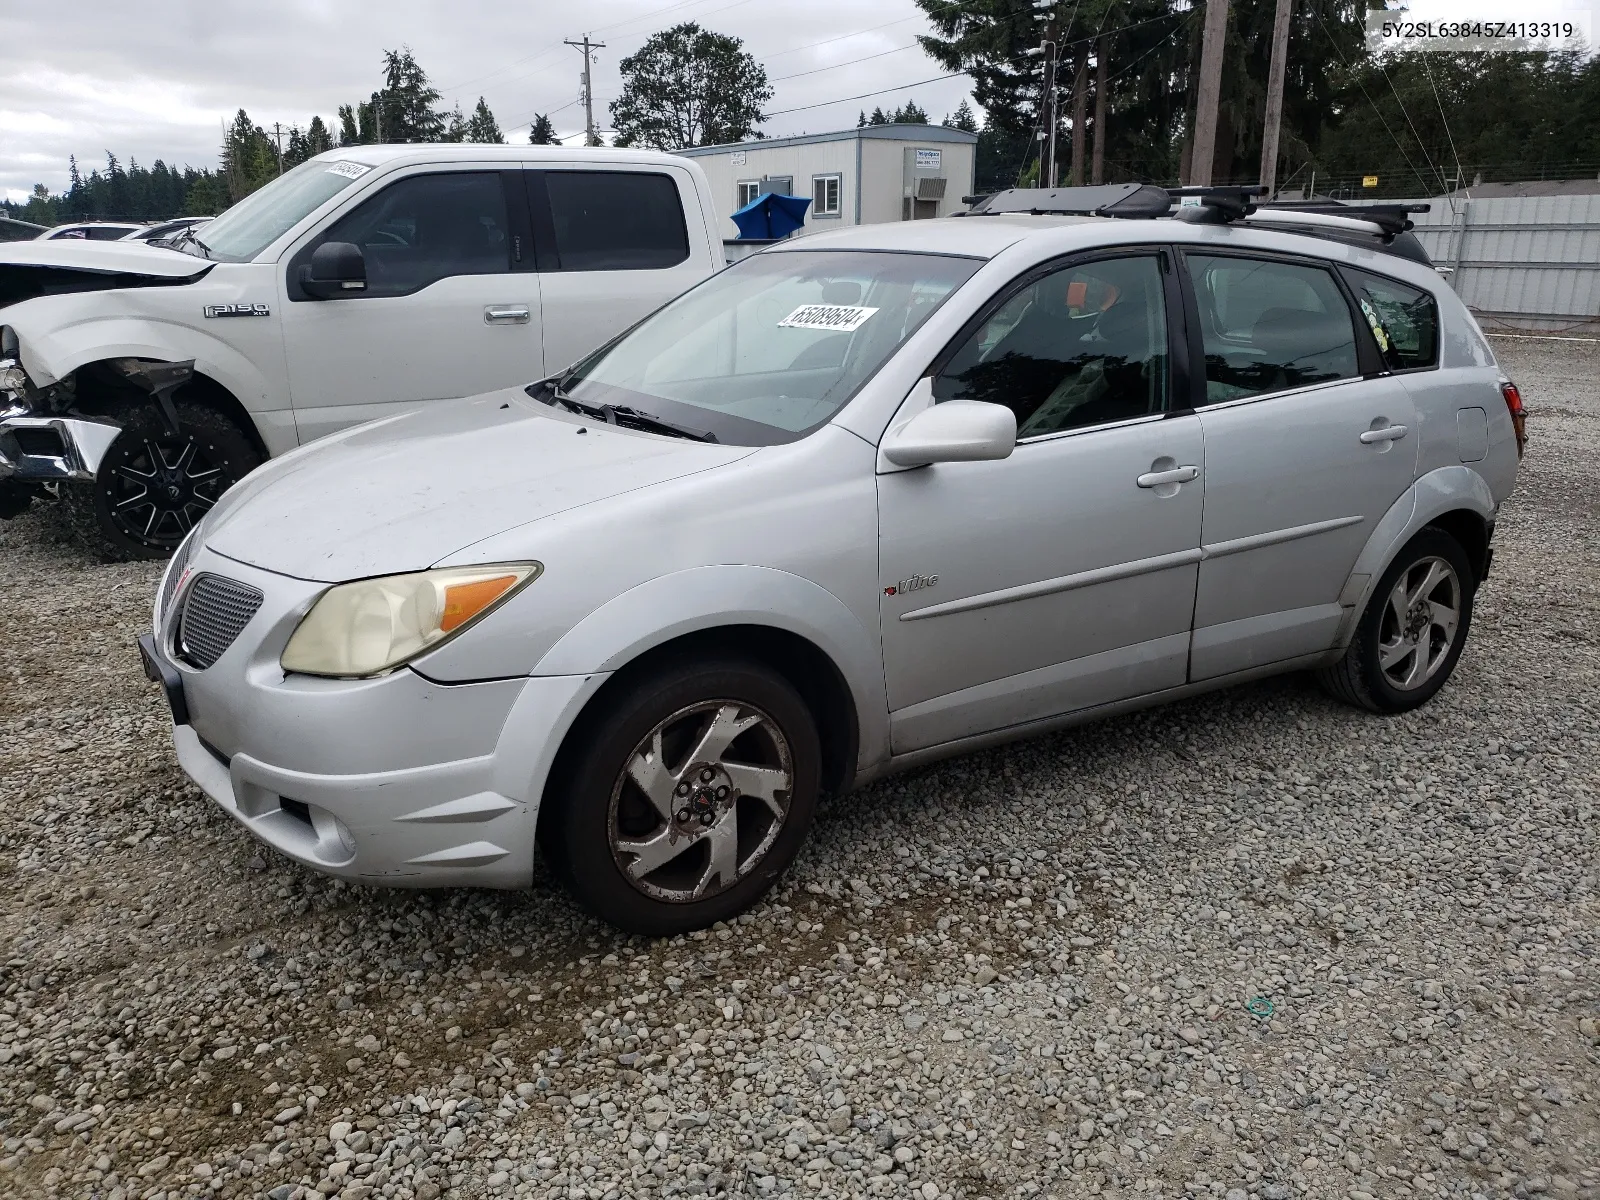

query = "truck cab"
[0,145,724,558]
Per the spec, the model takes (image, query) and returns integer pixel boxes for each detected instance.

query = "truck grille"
[178,574,263,669]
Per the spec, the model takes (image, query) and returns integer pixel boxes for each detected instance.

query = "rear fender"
[1334,466,1497,646]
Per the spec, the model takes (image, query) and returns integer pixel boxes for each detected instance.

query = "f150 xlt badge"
[203,303,271,318]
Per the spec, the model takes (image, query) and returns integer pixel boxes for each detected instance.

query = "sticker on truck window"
[325,160,372,179]
[778,304,879,332]
[1359,297,1391,351]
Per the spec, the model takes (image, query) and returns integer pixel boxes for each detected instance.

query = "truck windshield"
[194,159,373,262]
[553,250,982,446]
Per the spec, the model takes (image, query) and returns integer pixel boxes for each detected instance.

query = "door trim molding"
[1201,514,1364,560]
[899,547,1203,622]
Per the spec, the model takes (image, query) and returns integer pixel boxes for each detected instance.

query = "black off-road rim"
[103,434,233,551]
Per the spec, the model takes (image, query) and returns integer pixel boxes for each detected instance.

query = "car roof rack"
[1253,200,1431,238]
[959,182,1174,219]
[1167,185,1269,223]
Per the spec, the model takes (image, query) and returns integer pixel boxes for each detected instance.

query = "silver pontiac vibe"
[142,208,1523,935]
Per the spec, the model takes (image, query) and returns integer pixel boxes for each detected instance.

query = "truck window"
[313,171,511,297]
[540,171,690,271]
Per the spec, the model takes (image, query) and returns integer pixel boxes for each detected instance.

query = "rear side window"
[1346,267,1438,371]
[314,171,511,298]
[543,171,689,271]
[1185,254,1359,403]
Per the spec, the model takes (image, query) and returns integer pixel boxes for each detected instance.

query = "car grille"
[158,530,197,622]
[178,574,264,669]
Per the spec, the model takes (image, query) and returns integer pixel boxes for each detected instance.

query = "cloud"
[1,0,974,203]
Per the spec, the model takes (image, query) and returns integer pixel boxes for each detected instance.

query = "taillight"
[1500,381,1526,459]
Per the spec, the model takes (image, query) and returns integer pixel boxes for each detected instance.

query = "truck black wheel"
[60,402,262,561]
[542,658,822,936]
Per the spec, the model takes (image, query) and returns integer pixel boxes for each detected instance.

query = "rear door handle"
[1359,424,1408,444]
[484,305,531,325]
[1136,465,1199,488]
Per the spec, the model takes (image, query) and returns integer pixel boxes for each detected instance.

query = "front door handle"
[1359,424,1408,444]
[484,305,531,325]
[1136,465,1199,488]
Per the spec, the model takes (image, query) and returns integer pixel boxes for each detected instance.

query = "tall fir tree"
[466,98,505,143]
[528,113,561,145]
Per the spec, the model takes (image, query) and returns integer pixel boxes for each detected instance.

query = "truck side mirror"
[301,241,367,299]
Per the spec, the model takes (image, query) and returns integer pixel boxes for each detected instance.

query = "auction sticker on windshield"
[778,305,879,332]
[325,161,372,179]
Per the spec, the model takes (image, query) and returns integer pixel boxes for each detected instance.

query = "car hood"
[203,388,756,582]
[0,238,209,278]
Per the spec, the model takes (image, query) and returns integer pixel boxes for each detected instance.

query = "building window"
[812,174,842,217]
[737,180,760,208]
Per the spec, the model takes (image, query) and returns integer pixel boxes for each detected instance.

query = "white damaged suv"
[139,186,1524,935]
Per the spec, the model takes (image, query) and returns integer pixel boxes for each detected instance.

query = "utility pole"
[565,35,606,147]
[1091,37,1108,185]
[272,122,285,175]
[1189,0,1230,186]
[1258,0,1293,195]
[1069,48,1089,186]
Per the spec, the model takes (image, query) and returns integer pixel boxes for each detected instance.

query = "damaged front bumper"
[0,359,121,485]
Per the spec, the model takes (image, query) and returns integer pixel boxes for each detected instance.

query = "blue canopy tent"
[731,191,812,240]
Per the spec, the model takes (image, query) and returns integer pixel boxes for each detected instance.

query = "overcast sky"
[3,0,1593,204]
[0,0,978,202]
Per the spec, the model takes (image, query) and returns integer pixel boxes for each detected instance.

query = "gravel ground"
[0,336,1596,1200]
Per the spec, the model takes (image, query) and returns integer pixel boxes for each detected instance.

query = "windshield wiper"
[525,379,717,442]
[168,225,213,259]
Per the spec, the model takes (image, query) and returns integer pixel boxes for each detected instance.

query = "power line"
[762,72,970,119]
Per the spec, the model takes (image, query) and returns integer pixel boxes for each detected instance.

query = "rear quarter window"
[543,171,690,271]
[1345,267,1439,371]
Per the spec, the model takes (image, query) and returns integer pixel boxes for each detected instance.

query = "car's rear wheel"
[60,402,261,561]
[1317,527,1475,713]
[542,658,821,936]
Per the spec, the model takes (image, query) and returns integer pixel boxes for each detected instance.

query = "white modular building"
[677,123,979,242]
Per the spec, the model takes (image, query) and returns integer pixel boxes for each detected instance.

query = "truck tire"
[60,401,262,561]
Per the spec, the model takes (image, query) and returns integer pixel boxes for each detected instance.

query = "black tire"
[60,401,262,561]
[542,658,822,936]
[1316,526,1476,714]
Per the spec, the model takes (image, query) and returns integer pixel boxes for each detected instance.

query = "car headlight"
[281,562,541,678]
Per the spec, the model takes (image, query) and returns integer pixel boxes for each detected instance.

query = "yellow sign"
[1362,175,1379,188]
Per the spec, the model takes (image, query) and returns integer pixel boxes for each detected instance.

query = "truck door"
[279,168,543,443]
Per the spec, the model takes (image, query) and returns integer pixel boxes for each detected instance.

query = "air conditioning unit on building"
[903,147,948,220]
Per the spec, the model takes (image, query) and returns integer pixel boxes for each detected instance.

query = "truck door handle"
[1359,424,1408,444]
[484,305,531,325]
[1136,465,1199,488]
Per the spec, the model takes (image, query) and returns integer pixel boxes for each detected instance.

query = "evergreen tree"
[337,105,361,146]
[528,113,561,145]
[442,104,469,142]
[305,116,334,156]
[866,107,891,126]
[943,99,979,132]
[466,97,505,143]
[377,47,445,142]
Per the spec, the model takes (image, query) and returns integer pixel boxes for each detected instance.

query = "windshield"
[557,250,982,445]
[195,158,373,262]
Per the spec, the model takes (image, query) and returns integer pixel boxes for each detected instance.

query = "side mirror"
[881,397,1017,467]
[301,241,367,299]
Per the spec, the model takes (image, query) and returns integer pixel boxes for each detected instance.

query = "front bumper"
[0,408,122,483]
[143,543,601,889]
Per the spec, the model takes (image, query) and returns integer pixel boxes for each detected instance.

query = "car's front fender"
[530,564,890,775]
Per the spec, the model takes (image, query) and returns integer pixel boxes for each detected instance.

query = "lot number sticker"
[325,160,372,179]
[778,304,879,332]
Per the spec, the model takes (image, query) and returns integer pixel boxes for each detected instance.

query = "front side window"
[1346,267,1438,371]
[813,174,841,217]
[198,157,371,262]
[544,171,689,271]
[1185,254,1359,403]
[555,250,980,445]
[313,171,510,298]
[935,255,1170,437]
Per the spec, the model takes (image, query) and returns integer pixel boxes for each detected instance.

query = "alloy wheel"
[1376,556,1462,691]
[104,435,229,549]
[607,700,794,903]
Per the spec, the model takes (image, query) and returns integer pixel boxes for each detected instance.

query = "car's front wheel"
[1317,526,1475,713]
[542,658,822,936]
